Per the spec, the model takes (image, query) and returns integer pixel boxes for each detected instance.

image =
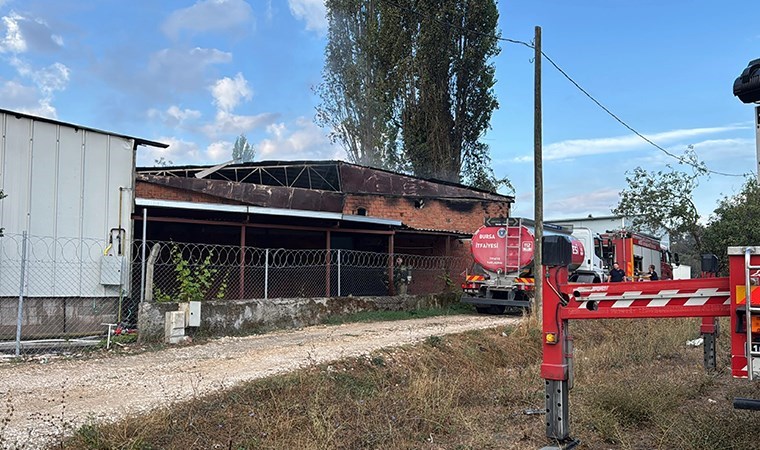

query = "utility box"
[99,255,124,286]
[178,301,201,327]
[165,311,185,344]
[186,302,201,327]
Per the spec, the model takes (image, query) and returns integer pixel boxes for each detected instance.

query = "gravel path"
[0,314,519,449]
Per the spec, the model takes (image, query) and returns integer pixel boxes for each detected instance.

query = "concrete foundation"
[0,297,118,339]
[137,293,458,343]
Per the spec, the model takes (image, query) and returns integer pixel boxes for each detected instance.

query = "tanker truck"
[461,217,605,314]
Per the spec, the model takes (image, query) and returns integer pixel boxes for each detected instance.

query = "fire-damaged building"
[134,160,513,298]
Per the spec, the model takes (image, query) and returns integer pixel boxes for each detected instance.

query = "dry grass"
[60,315,760,450]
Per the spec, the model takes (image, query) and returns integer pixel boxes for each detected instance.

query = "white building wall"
[0,113,135,297]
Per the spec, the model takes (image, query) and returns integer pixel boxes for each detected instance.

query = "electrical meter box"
[99,255,124,285]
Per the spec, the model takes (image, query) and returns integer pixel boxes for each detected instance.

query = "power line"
[377,0,752,178]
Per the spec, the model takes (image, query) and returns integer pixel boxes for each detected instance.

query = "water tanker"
[470,225,587,275]
[462,218,605,314]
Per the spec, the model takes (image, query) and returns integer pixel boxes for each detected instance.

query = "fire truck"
[599,230,674,280]
[461,217,605,314]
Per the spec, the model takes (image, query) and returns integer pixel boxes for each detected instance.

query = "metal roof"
[0,107,168,149]
[135,198,402,226]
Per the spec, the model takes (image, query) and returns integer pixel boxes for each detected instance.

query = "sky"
[0,0,757,222]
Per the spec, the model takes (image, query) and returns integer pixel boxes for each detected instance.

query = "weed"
[426,335,443,348]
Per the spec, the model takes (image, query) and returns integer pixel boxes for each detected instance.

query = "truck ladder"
[744,248,760,380]
[503,219,524,274]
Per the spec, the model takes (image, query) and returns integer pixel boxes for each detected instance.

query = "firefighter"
[394,256,411,295]
[609,262,626,282]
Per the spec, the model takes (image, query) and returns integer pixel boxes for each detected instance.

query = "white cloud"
[163,0,253,39]
[147,105,203,128]
[137,136,201,166]
[202,110,279,137]
[513,125,749,163]
[546,188,621,217]
[210,73,252,112]
[0,79,56,117]
[257,117,344,161]
[0,13,25,52]
[206,140,233,161]
[167,105,202,123]
[137,137,239,166]
[0,11,63,54]
[147,47,232,90]
[288,0,327,34]
[3,58,69,117]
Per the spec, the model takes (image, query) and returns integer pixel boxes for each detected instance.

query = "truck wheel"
[475,305,506,315]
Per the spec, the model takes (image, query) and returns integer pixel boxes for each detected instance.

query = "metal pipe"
[140,208,147,303]
[734,397,760,410]
[15,231,28,356]
[746,247,754,380]
[337,249,341,297]
[264,248,269,300]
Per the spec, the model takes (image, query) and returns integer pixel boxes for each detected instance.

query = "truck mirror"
[673,253,680,267]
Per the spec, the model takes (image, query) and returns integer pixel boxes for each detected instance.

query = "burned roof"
[136,160,513,202]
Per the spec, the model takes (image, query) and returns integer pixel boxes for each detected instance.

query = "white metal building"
[0,109,166,338]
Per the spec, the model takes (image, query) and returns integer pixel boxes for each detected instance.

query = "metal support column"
[140,208,147,303]
[325,230,331,297]
[701,317,719,371]
[239,225,246,299]
[15,231,28,356]
[545,379,570,441]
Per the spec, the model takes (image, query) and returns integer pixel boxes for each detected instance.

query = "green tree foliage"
[316,0,407,170]
[155,245,227,302]
[612,147,707,247]
[318,0,506,192]
[702,179,760,272]
[399,0,501,187]
[232,134,255,163]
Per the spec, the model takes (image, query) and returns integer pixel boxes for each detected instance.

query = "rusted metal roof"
[137,160,514,202]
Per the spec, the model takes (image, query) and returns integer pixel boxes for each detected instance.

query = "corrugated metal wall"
[0,113,134,297]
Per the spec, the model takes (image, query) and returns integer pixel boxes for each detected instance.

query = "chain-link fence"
[0,232,128,355]
[1,235,469,355]
[134,240,469,301]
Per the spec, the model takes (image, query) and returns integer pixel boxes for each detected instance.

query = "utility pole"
[533,26,543,313]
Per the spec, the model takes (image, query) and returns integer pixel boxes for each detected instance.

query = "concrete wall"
[137,293,459,343]
[0,297,118,339]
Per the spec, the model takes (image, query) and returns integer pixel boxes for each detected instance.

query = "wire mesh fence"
[135,240,470,302]
[1,235,469,355]
[0,232,128,355]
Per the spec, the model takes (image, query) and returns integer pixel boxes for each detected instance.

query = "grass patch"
[59,317,760,449]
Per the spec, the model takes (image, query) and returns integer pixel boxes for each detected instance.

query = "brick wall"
[136,181,241,205]
[344,194,510,234]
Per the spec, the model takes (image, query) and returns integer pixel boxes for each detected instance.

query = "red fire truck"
[600,230,674,280]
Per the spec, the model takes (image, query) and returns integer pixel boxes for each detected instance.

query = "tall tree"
[612,147,707,248]
[318,0,505,191]
[702,178,760,272]
[232,134,255,163]
[400,0,501,186]
[316,0,408,170]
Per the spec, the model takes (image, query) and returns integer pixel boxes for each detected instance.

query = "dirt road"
[0,314,519,449]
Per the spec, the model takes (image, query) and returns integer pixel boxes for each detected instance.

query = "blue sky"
[0,0,757,221]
